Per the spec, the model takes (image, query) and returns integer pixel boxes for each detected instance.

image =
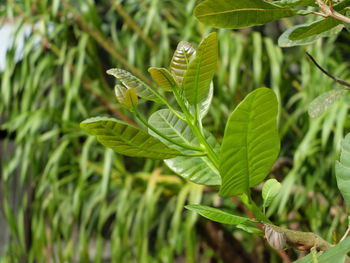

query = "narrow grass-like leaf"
[219,88,280,197]
[183,32,217,105]
[148,109,221,185]
[185,205,249,225]
[148,67,177,91]
[170,41,196,85]
[262,179,281,208]
[107,68,160,102]
[308,89,346,118]
[80,117,180,159]
[335,133,350,210]
[194,0,296,29]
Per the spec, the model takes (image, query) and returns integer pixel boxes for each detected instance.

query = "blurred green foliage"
[0,0,350,262]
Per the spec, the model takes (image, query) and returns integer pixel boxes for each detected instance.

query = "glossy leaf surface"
[335,133,350,210]
[262,179,281,208]
[194,0,295,29]
[148,67,177,91]
[185,205,249,225]
[308,89,346,118]
[81,117,180,159]
[148,109,221,185]
[219,88,280,197]
[183,32,217,105]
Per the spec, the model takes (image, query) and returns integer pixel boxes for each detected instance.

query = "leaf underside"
[308,89,345,118]
[219,88,280,197]
[80,117,180,159]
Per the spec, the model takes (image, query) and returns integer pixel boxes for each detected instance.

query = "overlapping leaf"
[183,32,217,105]
[148,109,221,185]
[194,0,296,29]
[148,67,177,91]
[80,117,180,159]
[219,88,280,197]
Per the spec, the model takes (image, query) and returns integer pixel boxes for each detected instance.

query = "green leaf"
[294,237,350,263]
[114,85,138,109]
[148,109,221,185]
[170,41,196,86]
[194,0,296,29]
[80,117,180,159]
[185,205,249,225]
[148,67,177,91]
[183,32,218,105]
[308,89,346,118]
[262,179,281,208]
[335,133,350,210]
[237,221,263,234]
[107,68,160,102]
[273,0,315,8]
[219,88,280,197]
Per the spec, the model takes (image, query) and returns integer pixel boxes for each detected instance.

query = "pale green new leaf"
[183,32,217,105]
[170,41,196,86]
[148,67,177,91]
[107,68,160,102]
[262,179,281,208]
[185,205,249,225]
[148,109,221,185]
[308,89,346,118]
[80,117,180,159]
[335,133,350,210]
[194,0,296,29]
[294,237,350,263]
[219,88,280,197]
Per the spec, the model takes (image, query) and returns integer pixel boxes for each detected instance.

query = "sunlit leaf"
[185,205,249,225]
[80,117,180,159]
[183,32,217,105]
[219,88,280,197]
[194,0,296,29]
[308,89,346,118]
[148,67,177,91]
[262,179,281,208]
[114,85,138,109]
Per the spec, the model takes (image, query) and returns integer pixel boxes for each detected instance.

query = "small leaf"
[148,67,177,91]
[114,85,138,109]
[107,68,160,102]
[80,117,180,159]
[219,88,280,197]
[308,89,346,118]
[335,133,350,210]
[262,179,282,208]
[194,0,296,29]
[185,205,249,225]
[170,41,196,85]
[183,32,218,105]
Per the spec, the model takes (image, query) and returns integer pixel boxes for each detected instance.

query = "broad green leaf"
[185,205,249,225]
[107,68,160,102]
[262,179,281,208]
[194,0,296,29]
[273,0,315,8]
[294,237,350,263]
[183,32,217,105]
[148,67,177,91]
[148,109,221,185]
[80,117,180,159]
[289,18,341,40]
[219,88,280,197]
[335,133,350,210]
[170,41,196,85]
[308,89,346,118]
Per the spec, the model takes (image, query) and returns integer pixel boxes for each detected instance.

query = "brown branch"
[315,0,350,24]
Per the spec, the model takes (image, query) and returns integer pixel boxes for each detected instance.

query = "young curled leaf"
[264,224,286,250]
[262,179,281,209]
[114,85,138,109]
[148,67,177,91]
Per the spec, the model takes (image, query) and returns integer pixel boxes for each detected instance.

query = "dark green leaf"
[219,88,280,197]
[308,89,346,118]
[194,0,296,29]
[336,133,350,210]
[80,117,180,159]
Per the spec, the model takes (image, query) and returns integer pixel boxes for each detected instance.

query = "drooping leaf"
[219,88,280,197]
[183,32,217,105]
[335,133,350,210]
[185,205,249,225]
[148,67,177,91]
[262,179,281,208]
[308,89,346,118]
[80,117,180,159]
[148,109,221,185]
[294,237,350,263]
[170,41,196,85]
[194,0,296,29]
[107,68,160,102]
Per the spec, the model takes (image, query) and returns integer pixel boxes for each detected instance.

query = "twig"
[340,225,350,242]
[315,0,350,24]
